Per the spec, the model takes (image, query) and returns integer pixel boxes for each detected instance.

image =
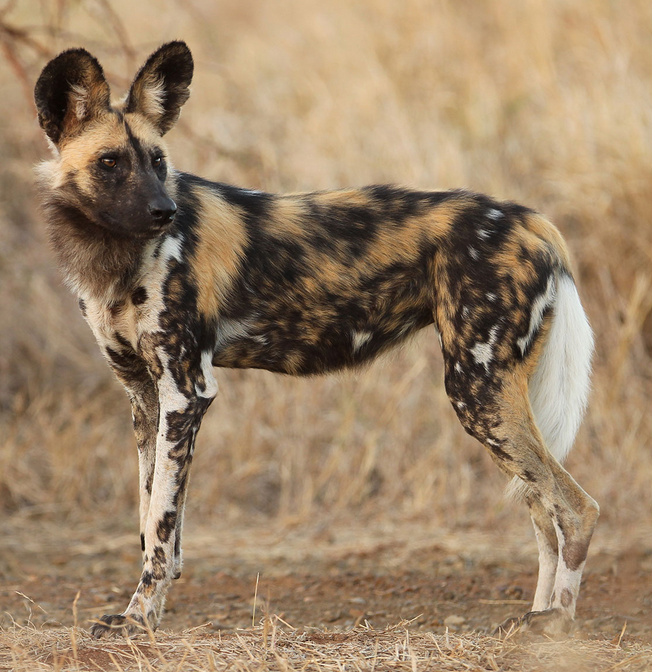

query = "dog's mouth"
[97,211,172,238]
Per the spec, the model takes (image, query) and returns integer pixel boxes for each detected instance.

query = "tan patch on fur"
[124,112,168,148]
[269,198,310,239]
[56,114,127,190]
[425,197,467,242]
[190,188,248,320]
[524,213,573,272]
[366,218,424,268]
[310,188,374,208]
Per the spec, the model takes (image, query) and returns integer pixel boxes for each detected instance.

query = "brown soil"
[2,519,651,643]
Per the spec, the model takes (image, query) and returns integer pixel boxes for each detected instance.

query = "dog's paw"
[90,613,148,639]
[494,608,572,640]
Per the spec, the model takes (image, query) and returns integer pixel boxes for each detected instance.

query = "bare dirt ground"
[2,517,652,670]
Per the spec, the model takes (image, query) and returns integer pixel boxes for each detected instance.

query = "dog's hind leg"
[444,360,598,636]
[526,494,558,612]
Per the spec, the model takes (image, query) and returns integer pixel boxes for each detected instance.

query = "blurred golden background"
[1,0,651,543]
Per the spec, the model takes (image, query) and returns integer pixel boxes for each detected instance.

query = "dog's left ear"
[125,41,193,135]
[35,48,111,145]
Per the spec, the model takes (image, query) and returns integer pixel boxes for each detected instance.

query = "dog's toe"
[494,608,572,641]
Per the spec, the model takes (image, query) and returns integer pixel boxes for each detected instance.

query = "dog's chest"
[78,237,180,354]
[81,296,142,354]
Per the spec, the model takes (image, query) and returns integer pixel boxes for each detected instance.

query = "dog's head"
[35,41,193,238]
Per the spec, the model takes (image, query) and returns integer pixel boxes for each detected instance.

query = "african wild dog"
[35,41,598,638]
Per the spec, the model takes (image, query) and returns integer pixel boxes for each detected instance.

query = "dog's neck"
[42,193,150,305]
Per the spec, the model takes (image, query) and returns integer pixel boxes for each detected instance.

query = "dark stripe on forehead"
[124,120,148,164]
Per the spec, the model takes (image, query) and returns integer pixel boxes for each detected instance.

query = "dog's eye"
[152,156,163,168]
[100,157,117,168]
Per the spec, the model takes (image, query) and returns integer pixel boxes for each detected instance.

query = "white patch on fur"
[454,362,463,374]
[531,521,558,611]
[517,275,556,356]
[468,246,480,260]
[352,330,372,352]
[160,234,184,263]
[70,83,89,120]
[134,239,182,335]
[470,324,500,372]
[456,400,466,409]
[214,317,252,349]
[462,306,470,318]
[398,318,417,338]
[486,292,496,302]
[487,208,503,220]
[141,76,167,119]
[196,351,218,399]
[477,228,491,240]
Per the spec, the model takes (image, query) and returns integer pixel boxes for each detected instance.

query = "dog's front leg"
[130,387,159,564]
[101,342,159,569]
[91,350,216,638]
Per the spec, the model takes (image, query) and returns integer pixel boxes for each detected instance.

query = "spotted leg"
[101,340,159,568]
[132,388,159,565]
[445,365,598,639]
[91,349,217,638]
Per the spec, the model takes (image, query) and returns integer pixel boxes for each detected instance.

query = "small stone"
[444,615,466,627]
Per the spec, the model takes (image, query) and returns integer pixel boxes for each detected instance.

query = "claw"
[494,608,572,640]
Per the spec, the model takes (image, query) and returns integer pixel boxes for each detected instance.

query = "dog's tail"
[508,271,594,499]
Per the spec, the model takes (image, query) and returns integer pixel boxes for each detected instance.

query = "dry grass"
[1,0,652,669]
[3,619,652,672]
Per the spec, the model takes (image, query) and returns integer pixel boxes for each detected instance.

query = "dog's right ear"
[34,48,111,146]
[125,41,193,136]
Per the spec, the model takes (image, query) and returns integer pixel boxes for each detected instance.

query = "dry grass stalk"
[1,619,651,672]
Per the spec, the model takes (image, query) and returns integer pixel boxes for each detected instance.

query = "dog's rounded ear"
[34,48,111,146]
[125,41,193,136]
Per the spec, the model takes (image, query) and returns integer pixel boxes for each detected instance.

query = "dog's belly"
[211,304,434,375]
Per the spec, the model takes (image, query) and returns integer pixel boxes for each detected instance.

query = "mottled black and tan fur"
[35,42,599,638]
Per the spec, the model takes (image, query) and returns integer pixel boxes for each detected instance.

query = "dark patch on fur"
[560,588,573,608]
[156,510,177,543]
[562,538,590,572]
[132,286,148,305]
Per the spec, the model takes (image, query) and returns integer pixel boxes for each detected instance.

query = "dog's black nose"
[149,199,177,225]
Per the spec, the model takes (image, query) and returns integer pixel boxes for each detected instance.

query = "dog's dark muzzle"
[149,197,177,227]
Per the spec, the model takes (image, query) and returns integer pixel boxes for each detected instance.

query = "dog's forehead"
[123,112,164,149]
[58,110,164,170]
[58,112,126,168]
